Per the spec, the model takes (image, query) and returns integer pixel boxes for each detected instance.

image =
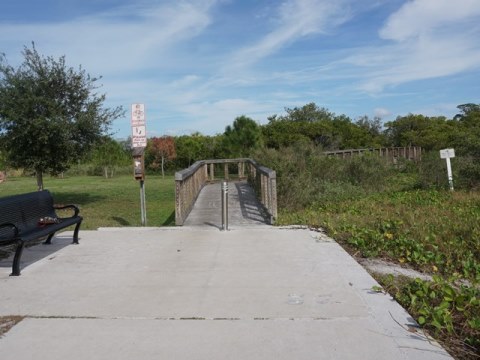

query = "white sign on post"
[440,148,455,159]
[131,104,147,148]
[439,148,455,191]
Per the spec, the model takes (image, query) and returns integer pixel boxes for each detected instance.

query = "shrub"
[254,144,394,210]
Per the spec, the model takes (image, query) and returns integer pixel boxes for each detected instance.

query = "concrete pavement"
[0,227,452,359]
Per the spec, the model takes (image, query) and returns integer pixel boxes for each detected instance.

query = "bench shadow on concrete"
[0,232,77,275]
[234,182,269,224]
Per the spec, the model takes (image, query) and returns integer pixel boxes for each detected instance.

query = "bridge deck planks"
[183,180,269,228]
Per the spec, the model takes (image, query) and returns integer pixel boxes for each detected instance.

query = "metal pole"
[140,180,147,226]
[221,181,228,231]
[446,157,454,191]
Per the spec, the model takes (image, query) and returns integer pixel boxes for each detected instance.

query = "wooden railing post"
[210,163,214,181]
[224,163,229,180]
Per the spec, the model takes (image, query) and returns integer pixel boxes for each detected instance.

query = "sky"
[1,0,479,139]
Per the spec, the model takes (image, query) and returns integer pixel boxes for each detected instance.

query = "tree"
[454,103,480,122]
[262,103,383,150]
[355,116,386,147]
[223,115,263,157]
[284,102,334,123]
[147,136,176,177]
[90,137,129,178]
[0,44,123,190]
[452,103,480,156]
[384,114,454,151]
[0,150,6,183]
[174,134,205,168]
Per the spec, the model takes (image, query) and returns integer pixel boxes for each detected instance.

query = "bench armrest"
[54,204,80,217]
[0,222,19,239]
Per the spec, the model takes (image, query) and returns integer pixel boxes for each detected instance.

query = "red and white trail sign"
[131,103,147,148]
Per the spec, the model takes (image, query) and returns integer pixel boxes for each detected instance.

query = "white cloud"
[179,98,276,134]
[0,1,218,75]
[2,0,479,137]
[169,75,202,88]
[346,0,480,93]
[380,0,480,41]
[227,0,350,69]
[374,107,390,118]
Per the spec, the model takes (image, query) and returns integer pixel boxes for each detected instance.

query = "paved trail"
[0,227,452,360]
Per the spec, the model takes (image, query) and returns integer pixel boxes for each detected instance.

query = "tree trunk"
[103,166,108,179]
[161,156,165,178]
[36,170,44,191]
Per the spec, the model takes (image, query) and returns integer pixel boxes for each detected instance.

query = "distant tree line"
[2,99,479,179]
[1,44,478,184]
[137,102,480,173]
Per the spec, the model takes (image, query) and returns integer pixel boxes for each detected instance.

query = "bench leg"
[10,241,25,276]
[73,220,82,244]
[43,233,55,245]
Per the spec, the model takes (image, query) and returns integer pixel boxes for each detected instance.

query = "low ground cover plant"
[290,190,480,359]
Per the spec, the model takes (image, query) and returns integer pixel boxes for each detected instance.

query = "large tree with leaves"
[223,115,263,157]
[147,136,177,177]
[90,137,130,179]
[453,103,480,156]
[263,103,382,150]
[0,44,123,190]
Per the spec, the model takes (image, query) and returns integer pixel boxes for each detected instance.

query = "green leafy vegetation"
[0,44,124,190]
[279,190,480,282]
[379,274,479,359]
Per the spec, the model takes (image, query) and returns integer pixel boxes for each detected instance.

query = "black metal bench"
[0,190,82,276]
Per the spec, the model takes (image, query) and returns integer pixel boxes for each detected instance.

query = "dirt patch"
[358,258,434,281]
[0,316,24,337]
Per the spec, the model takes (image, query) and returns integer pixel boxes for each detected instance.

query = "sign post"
[440,148,455,191]
[131,103,147,225]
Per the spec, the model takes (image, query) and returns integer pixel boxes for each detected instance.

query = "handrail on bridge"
[323,146,422,162]
[174,158,277,226]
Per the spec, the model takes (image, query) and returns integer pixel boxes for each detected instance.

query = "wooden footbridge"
[173,147,421,227]
[174,159,277,227]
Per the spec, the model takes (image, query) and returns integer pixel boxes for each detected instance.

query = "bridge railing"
[175,158,277,225]
[323,146,422,162]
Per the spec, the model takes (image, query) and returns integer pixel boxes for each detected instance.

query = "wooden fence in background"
[323,146,422,162]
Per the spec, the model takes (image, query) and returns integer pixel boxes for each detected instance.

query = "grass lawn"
[0,174,176,229]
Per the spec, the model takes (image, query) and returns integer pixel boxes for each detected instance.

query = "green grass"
[0,174,176,229]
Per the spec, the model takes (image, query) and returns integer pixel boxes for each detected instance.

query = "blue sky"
[1,0,479,139]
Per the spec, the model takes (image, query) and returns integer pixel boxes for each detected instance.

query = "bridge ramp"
[183,180,269,228]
